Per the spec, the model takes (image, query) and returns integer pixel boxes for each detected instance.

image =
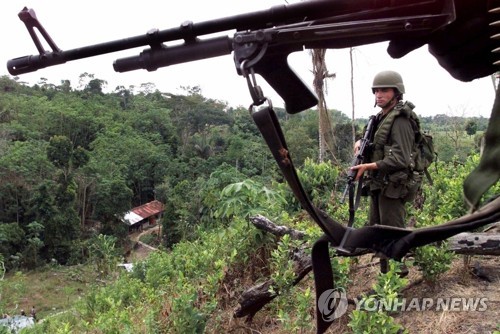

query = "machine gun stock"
[7,0,455,114]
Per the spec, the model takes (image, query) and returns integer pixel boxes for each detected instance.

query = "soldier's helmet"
[371,70,405,95]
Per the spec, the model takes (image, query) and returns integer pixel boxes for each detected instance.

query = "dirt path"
[127,225,160,262]
[129,225,160,243]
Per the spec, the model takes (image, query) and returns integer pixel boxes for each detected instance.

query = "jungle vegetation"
[0,74,494,333]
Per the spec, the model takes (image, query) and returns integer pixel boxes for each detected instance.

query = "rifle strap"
[424,167,433,186]
[251,106,346,245]
[251,105,500,334]
[311,235,337,334]
[348,176,365,226]
[252,106,408,333]
[348,182,356,226]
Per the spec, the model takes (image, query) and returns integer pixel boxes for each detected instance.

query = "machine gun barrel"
[7,0,454,114]
[113,36,233,72]
[8,0,454,75]
[4,0,364,75]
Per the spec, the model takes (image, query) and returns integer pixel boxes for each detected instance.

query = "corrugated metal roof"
[132,200,164,218]
[123,212,143,225]
[122,200,165,226]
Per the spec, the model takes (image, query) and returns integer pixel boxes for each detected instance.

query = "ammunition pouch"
[406,171,423,202]
[382,171,409,199]
[382,170,423,202]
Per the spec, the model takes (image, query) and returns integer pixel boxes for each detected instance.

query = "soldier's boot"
[380,258,389,274]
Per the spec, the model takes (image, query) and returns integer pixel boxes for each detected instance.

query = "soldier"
[351,70,422,275]
[30,306,36,321]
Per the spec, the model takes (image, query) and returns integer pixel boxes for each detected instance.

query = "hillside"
[2,227,499,333]
[0,74,498,333]
[329,254,500,334]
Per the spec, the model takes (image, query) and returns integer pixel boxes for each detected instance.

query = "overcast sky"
[1,0,496,119]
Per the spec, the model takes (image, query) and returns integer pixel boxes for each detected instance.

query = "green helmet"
[371,70,405,95]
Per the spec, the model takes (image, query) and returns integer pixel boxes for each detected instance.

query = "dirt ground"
[224,253,499,334]
[324,254,499,334]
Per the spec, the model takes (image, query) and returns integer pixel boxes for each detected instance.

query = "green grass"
[0,264,94,320]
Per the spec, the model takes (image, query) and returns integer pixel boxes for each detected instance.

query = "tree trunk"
[248,214,306,240]
[311,49,336,163]
[349,47,356,145]
[234,247,313,320]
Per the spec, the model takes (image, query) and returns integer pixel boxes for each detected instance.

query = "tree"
[311,49,337,163]
[47,135,73,169]
[92,177,133,236]
[0,223,25,270]
[283,127,317,167]
[0,140,55,225]
[215,179,286,221]
[167,87,232,155]
[443,108,465,153]
[349,47,356,146]
[23,221,45,269]
[88,234,119,278]
[198,163,246,220]
[465,120,478,137]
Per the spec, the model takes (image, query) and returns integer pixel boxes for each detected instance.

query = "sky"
[1,0,496,119]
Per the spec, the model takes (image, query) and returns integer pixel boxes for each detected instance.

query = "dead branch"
[234,216,311,320]
[233,246,312,320]
[448,232,500,255]
[249,215,306,240]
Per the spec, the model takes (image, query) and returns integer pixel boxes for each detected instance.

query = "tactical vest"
[371,100,416,162]
[367,101,422,195]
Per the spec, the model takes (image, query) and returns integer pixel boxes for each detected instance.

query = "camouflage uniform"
[366,102,419,228]
[365,70,419,275]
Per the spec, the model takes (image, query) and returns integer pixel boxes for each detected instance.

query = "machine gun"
[8,0,455,114]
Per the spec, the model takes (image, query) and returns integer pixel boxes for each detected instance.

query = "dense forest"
[0,74,496,333]
[0,73,490,269]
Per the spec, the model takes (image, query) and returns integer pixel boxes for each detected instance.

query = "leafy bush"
[215,179,286,221]
[349,260,409,334]
[349,309,408,334]
[412,243,454,282]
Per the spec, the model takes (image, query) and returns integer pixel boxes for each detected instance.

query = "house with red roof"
[122,200,165,232]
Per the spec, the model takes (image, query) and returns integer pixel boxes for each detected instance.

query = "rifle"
[341,115,376,229]
[7,0,455,114]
